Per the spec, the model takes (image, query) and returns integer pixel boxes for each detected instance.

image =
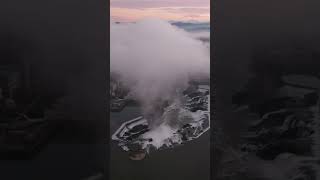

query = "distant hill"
[171,21,210,32]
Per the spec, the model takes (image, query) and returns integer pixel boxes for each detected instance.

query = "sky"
[110,0,210,22]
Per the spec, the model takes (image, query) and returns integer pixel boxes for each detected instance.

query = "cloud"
[110,0,210,8]
[111,7,210,22]
[110,0,210,22]
[110,19,210,127]
[162,7,210,14]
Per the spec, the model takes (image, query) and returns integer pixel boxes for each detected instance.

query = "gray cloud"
[111,19,210,127]
[110,0,210,8]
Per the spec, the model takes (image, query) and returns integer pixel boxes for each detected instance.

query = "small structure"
[129,150,147,161]
[110,98,127,112]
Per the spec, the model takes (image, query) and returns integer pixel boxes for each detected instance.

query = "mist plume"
[110,19,209,127]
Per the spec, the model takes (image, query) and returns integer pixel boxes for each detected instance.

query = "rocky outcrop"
[228,74,320,179]
[235,75,319,160]
[110,73,130,112]
[112,83,210,157]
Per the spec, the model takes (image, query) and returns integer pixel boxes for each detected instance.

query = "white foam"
[142,123,180,149]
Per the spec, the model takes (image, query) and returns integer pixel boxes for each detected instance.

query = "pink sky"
[110,0,210,22]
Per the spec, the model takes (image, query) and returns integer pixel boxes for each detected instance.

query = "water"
[110,106,210,180]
